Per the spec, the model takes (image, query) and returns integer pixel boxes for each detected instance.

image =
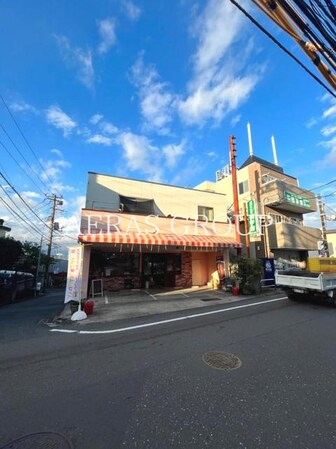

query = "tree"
[17,241,49,274]
[0,237,23,270]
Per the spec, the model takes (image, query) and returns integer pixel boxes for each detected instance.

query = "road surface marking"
[144,290,157,300]
[51,329,78,333]
[50,297,287,335]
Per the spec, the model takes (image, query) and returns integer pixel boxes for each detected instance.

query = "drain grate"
[0,431,74,449]
[202,351,241,371]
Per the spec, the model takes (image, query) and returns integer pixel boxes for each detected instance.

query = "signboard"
[64,246,83,303]
[284,191,311,208]
[262,258,275,287]
[247,200,258,237]
[91,279,103,297]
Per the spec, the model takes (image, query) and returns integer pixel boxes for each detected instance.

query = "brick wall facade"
[92,251,193,291]
[175,252,192,288]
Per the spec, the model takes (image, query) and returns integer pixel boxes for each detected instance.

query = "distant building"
[0,219,11,238]
[196,154,321,267]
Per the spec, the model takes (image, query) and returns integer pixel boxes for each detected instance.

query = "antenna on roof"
[247,122,253,157]
[271,135,279,166]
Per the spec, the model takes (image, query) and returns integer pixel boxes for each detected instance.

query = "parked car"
[0,270,35,303]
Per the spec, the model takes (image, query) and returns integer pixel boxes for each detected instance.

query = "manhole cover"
[0,432,73,449]
[202,351,241,371]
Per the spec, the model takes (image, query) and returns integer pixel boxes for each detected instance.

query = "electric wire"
[229,0,336,96]
[0,184,48,236]
[0,94,59,194]
[308,177,336,191]
[0,196,47,240]
[0,139,45,195]
[0,123,50,195]
[0,171,55,234]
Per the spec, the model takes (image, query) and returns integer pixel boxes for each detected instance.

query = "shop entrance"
[142,253,180,288]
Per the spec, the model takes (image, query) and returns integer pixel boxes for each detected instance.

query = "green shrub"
[231,256,262,295]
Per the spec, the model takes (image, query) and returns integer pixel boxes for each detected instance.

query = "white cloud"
[46,106,76,136]
[98,18,117,54]
[99,121,118,134]
[119,132,161,179]
[50,148,64,158]
[117,132,187,181]
[86,134,114,146]
[318,96,336,166]
[131,55,175,134]
[163,142,185,168]
[55,35,94,89]
[323,104,336,119]
[117,132,163,181]
[90,113,104,125]
[22,191,41,199]
[178,76,257,125]
[321,125,336,136]
[177,0,260,126]
[305,117,318,128]
[231,114,241,127]
[123,0,141,20]
[9,101,37,114]
[39,158,73,196]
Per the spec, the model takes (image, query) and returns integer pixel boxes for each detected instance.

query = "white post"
[247,122,254,156]
[271,135,279,166]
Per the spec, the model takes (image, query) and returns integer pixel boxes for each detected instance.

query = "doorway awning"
[78,232,242,249]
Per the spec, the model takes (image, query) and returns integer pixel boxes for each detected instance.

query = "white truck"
[275,269,336,304]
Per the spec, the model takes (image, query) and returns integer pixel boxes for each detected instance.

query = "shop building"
[77,172,241,297]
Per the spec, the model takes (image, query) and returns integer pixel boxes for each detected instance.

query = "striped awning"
[78,232,241,249]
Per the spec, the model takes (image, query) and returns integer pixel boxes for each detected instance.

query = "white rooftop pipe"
[247,122,254,157]
[271,135,279,166]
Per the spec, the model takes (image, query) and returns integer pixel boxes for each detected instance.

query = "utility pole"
[317,193,329,257]
[44,194,63,288]
[229,135,241,247]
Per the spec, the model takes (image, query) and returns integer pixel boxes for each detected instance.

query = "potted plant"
[231,256,262,295]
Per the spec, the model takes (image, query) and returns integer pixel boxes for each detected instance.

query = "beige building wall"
[268,223,321,251]
[86,172,229,221]
[326,231,336,257]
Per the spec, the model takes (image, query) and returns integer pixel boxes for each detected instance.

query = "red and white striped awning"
[78,232,241,249]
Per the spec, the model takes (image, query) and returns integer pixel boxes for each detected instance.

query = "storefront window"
[102,252,139,276]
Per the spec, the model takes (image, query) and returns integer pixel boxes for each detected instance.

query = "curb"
[52,288,285,329]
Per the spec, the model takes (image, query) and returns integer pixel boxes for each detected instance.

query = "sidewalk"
[58,286,285,326]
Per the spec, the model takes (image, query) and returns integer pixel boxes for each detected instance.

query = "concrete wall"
[86,172,229,221]
[268,223,321,251]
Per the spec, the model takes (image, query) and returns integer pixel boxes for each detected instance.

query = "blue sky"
[0,0,335,254]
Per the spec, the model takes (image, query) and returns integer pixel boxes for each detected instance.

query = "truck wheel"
[287,292,301,301]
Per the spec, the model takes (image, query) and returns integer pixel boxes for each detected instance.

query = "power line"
[0,171,55,233]
[0,184,48,236]
[308,178,336,191]
[0,94,59,194]
[0,196,46,240]
[322,189,336,198]
[229,0,336,97]
[0,123,50,194]
[0,139,45,195]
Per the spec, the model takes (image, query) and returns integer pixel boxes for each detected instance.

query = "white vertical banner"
[64,245,83,303]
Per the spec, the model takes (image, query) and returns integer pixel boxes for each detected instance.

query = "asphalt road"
[1,292,336,448]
